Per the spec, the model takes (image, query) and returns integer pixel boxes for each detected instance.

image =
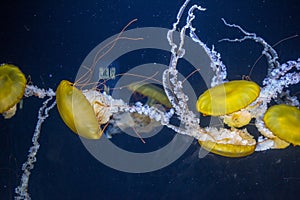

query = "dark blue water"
[1,0,300,199]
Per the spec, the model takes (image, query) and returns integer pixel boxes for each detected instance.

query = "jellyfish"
[55,79,162,140]
[128,82,172,108]
[102,83,170,139]
[125,83,171,134]
[194,80,261,156]
[0,63,26,119]
[263,104,300,146]
[56,80,173,140]
[56,80,102,139]
[196,80,260,128]
[198,128,256,158]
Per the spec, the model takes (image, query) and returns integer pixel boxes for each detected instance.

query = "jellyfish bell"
[263,104,300,146]
[196,80,260,116]
[256,120,290,150]
[199,141,256,158]
[199,127,256,157]
[0,63,26,118]
[128,82,172,108]
[56,80,102,139]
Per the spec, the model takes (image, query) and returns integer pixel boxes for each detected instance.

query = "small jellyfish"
[0,64,26,118]
[128,82,172,108]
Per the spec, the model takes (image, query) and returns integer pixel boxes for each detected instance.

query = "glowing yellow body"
[196,80,260,116]
[199,141,255,157]
[264,104,300,146]
[199,128,256,157]
[0,64,26,114]
[56,80,102,139]
[196,81,260,157]
[128,82,172,108]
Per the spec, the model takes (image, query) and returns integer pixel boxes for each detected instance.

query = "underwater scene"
[1,0,300,199]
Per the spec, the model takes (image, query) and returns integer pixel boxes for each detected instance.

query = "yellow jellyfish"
[128,82,172,108]
[126,83,167,134]
[199,128,256,158]
[263,104,300,146]
[196,80,260,116]
[199,141,256,157]
[56,80,102,139]
[0,64,26,118]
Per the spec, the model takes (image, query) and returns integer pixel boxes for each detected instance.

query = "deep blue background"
[1,0,300,199]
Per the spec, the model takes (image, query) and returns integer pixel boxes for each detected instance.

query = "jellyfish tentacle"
[24,85,56,98]
[165,2,205,130]
[15,96,56,200]
[163,1,255,157]
[219,18,280,77]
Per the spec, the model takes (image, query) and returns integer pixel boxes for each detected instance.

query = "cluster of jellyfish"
[0,0,300,199]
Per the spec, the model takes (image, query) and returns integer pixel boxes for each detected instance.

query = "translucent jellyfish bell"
[196,80,260,116]
[128,82,172,108]
[0,64,26,117]
[56,80,102,139]
[263,104,300,146]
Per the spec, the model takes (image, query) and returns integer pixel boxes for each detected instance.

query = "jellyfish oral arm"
[15,95,56,200]
[164,2,205,130]
[169,2,228,87]
[24,85,56,98]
